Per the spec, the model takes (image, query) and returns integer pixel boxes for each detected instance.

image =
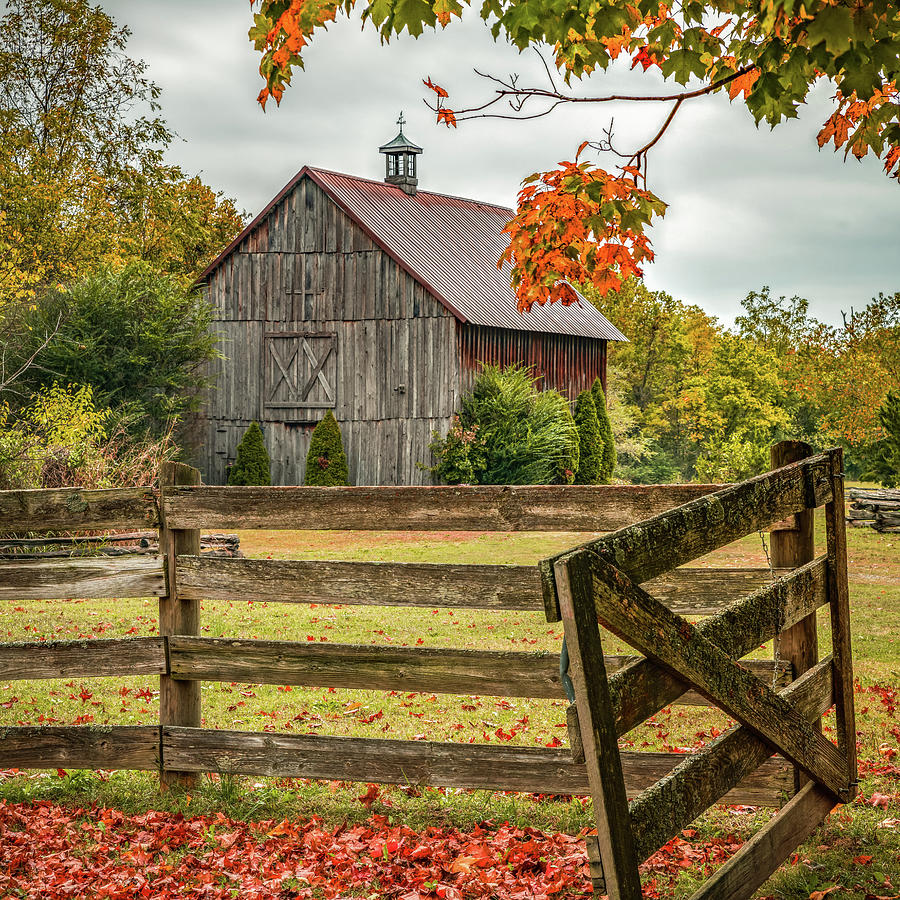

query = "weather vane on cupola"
[379,112,423,196]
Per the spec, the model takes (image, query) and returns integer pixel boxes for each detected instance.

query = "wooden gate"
[541,446,855,900]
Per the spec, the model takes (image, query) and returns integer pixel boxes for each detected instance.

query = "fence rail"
[160,483,724,532]
[0,724,794,806]
[0,555,165,600]
[0,487,158,535]
[0,442,855,900]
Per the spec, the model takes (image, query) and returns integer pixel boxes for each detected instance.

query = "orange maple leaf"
[727,68,760,100]
[423,76,449,98]
[436,107,457,128]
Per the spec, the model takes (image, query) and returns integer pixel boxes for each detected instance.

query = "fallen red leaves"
[0,802,593,899]
[0,800,749,899]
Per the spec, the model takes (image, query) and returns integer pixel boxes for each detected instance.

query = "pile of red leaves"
[0,800,747,899]
[0,801,592,899]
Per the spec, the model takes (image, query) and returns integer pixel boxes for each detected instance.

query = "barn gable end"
[200,175,460,486]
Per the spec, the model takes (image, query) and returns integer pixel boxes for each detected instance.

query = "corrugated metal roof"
[198,165,627,341]
[309,168,627,341]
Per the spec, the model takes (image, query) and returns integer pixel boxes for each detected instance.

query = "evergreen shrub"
[228,422,271,485]
[592,377,616,483]
[431,364,579,485]
[304,410,349,486]
[870,390,900,487]
[573,389,602,484]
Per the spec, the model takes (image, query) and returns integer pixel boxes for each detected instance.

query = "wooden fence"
[0,444,854,899]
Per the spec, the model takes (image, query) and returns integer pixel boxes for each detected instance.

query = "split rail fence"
[0,442,855,899]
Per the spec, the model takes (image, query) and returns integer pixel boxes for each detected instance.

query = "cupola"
[379,112,423,195]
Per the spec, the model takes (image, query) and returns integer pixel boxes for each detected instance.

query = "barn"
[194,122,627,485]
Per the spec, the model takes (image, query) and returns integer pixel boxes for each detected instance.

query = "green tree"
[792,292,900,449]
[736,288,812,357]
[0,0,242,286]
[573,389,602,485]
[682,334,791,481]
[305,410,350,486]
[588,279,715,480]
[736,287,822,446]
[12,263,220,434]
[592,378,617,483]
[228,422,271,486]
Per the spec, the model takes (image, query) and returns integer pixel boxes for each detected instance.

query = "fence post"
[824,447,857,797]
[159,461,202,790]
[554,553,643,900]
[770,440,817,793]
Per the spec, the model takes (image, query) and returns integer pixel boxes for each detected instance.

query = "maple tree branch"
[425,65,758,122]
[628,97,684,178]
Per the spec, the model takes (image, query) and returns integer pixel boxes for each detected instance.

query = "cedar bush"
[431,364,579,485]
[304,410,349,486]
[228,422,271,485]
[869,390,900,487]
[573,389,602,484]
[592,377,616,483]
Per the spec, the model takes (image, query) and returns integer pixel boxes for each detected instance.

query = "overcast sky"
[107,0,898,326]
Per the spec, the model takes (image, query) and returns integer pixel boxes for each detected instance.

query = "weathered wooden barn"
[194,126,627,485]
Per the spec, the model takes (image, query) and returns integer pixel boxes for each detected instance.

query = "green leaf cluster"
[228,422,272,486]
[430,364,579,485]
[11,264,220,437]
[304,411,350,486]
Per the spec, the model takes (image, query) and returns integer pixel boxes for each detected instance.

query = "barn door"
[263,331,337,415]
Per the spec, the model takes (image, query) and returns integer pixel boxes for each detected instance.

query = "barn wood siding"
[200,178,459,486]
[457,324,607,400]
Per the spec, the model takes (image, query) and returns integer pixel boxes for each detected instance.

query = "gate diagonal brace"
[573,549,851,801]
[603,555,828,738]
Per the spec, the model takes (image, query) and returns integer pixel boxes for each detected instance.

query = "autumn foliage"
[251,0,900,309]
[499,151,666,311]
[0,799,758,899]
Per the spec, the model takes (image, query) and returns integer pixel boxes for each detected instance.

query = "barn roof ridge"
[308,165,514,215]
[197,164,627,342]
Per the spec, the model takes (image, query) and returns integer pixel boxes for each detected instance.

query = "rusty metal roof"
[198,165,627,341]
[309,168,627,341]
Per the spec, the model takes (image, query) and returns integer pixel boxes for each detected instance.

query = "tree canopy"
[250,0,898,309]
[0,0,243,288]
[590,279,899,482]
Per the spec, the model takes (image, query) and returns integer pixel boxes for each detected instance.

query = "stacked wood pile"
[847,488,900,533]
[0,532,241,559]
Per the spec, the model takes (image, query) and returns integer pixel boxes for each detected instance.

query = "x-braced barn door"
[263,331,337,417]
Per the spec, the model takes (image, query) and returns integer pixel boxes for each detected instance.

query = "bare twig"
[0,308,63,394]
[424,61,755,184]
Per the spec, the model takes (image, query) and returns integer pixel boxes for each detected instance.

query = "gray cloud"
[107,0,898,325]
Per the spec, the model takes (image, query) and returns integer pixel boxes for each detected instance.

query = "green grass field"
[1,515,898,897]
